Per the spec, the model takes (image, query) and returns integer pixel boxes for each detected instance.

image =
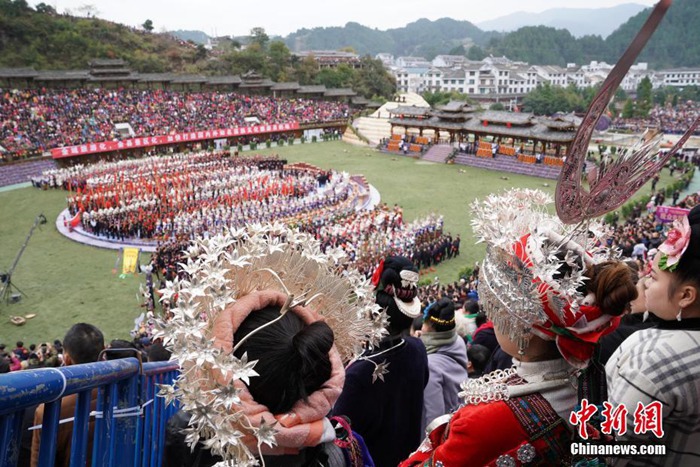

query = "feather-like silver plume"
[556,0,700,224]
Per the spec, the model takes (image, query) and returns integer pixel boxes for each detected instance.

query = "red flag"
[69,210,82,228]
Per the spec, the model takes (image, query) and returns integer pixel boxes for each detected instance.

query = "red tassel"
[371,259,385,287]
[483,120,488,127]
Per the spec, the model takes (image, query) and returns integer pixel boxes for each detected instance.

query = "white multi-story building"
[463,65,480,95]
[507,68,528,95]
[440,68,466,93]
[385,55,674,97]
[659,68,700,87]
[531,65,569,87]
[395,67,431,93]
[565,65,588,88]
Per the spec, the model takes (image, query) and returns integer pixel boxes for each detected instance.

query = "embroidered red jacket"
[400,392,572,467]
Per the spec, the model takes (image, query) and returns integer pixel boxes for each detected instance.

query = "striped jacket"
[606,318,700,466]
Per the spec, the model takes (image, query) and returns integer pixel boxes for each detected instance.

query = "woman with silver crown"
[157,224,385,466]
[401,189,638,467]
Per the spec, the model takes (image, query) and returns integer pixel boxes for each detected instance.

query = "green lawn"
[0,141,677,344]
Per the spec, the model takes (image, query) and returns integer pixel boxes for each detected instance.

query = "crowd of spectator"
[0,87,351,160]
[0,331,168,375]
[612,101,700,134]
[606,186,699,264]
[418,271,479,309]
[0,341,62,372]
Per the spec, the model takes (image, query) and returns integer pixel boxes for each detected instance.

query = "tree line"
[281,0,698,69]
[0,1,395,99]
[519,77,700,117]
[486,0,700,70]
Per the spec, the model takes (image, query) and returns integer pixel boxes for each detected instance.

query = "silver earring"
[517,342,526,363]
[676,308,683,322]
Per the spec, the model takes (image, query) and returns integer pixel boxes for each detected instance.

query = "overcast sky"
[36,0,658,37]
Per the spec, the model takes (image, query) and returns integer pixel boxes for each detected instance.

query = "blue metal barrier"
[0,359,179,467]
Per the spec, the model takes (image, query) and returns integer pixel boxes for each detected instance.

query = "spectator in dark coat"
[333,256,429,467]
[471,312,498,354]
[467,344,491,378]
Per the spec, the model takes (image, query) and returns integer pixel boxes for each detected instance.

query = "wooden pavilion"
[388,101,580,160]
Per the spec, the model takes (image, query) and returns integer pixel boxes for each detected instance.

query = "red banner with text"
[51,122,300,159]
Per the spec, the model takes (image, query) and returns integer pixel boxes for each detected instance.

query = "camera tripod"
[1,214,47,305]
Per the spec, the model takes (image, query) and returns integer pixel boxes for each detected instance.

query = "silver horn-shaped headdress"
[557,0,700,224]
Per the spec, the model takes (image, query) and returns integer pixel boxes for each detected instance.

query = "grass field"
[0,140,676,344]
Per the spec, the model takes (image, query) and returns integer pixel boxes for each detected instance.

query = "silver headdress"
[155,223,386,465]
[471,189,615,356]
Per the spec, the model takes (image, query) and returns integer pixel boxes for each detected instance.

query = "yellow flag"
[122,247,140,275]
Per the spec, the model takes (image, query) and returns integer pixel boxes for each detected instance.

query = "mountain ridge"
[2,0,697,74]
[476,3,648,38]
[283,17,494,59]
